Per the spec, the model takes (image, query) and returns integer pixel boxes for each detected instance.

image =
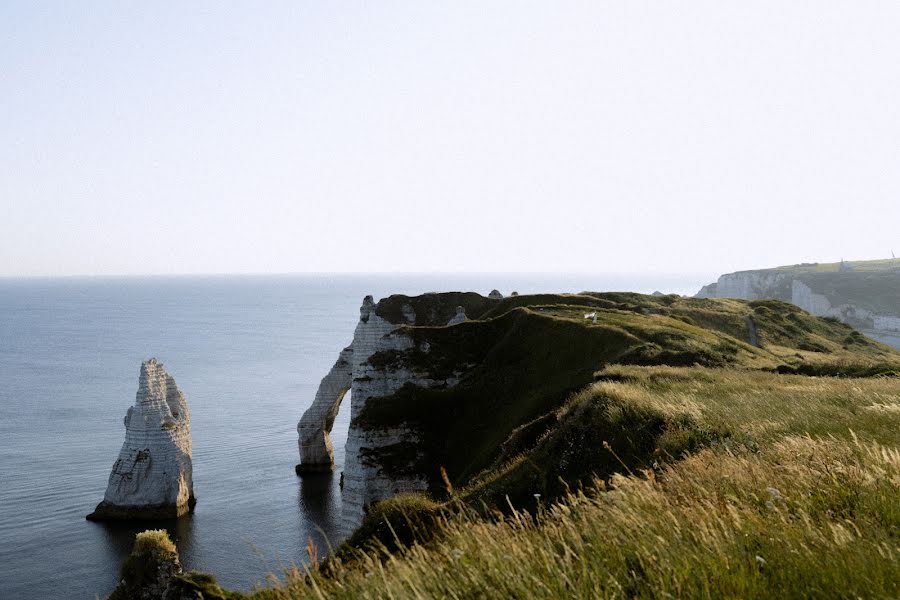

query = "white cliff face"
[714,272,791,300]
[341,325,465,536]
[296,296,396,472]
[88,358,194,520]
[297,295,470,537]
[447,306,467,326]
[792,280,876,326]
[791,280,833,316]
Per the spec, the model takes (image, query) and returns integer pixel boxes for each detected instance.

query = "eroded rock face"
[297,293,491,536]
[447,306,467,326]
[296,346,353,474]
[88,359,194,520]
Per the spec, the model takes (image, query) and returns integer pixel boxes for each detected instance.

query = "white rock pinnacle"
[87,358,195,520]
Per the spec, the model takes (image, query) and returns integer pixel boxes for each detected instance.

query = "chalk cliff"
[88,359,195,520]
[297,292,497,534]
[696,259,900,348]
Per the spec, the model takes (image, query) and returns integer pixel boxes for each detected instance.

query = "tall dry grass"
[253,435,899,599]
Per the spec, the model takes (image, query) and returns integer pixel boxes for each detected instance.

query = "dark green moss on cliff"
[374,292,497,325]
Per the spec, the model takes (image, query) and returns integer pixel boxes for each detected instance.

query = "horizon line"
[0,269,719,280]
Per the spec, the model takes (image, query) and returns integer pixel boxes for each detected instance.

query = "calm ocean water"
[0,273,708,599]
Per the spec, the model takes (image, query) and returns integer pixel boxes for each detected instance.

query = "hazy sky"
[2,2,899,276]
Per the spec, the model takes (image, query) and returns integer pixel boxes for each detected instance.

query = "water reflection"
[298,471,343,554]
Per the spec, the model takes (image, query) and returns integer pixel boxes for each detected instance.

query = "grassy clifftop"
[260,367,900,599]
[355,292,897,507]
[255,361,900,599]
[116,292,900,599]
[765,257,900,274]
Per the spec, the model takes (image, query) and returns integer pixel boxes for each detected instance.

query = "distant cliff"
[697,259,900,348]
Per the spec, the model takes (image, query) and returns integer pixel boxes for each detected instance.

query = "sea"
[0,273,710,599]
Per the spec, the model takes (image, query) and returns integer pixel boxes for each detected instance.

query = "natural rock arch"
[296,346,354,474]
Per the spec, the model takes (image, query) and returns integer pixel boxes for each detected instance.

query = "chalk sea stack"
[87,359,195,521]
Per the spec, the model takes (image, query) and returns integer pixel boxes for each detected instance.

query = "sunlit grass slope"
[257,435,899,599]
[247,363,900,599]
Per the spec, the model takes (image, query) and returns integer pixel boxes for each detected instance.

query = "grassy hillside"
[355,293,897,506]
[252,366,900,599]
[115,293,900,599]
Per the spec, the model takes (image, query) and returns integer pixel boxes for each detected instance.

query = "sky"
[2,2,899,277]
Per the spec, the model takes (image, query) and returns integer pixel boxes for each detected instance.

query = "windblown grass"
[214,292,900,599]
[462,366,900,512]
[253,436,899,599]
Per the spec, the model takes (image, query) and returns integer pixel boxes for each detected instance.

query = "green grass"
[768,257,900,273]
[462,366,900,513]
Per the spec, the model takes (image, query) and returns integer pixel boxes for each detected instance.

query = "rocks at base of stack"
[297,292,493,536]
[107,529,230,600]
[88,359,195,521]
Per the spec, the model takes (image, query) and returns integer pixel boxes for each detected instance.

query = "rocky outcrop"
[107,530,230,600]
[695,282,718,298]
[296,347,354,474]
[745,316,759,347]
[488,289,503,299]
[297,292,497,536]
[341,323,465,536]
[447,306,467,326]
[88,359,195,520]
